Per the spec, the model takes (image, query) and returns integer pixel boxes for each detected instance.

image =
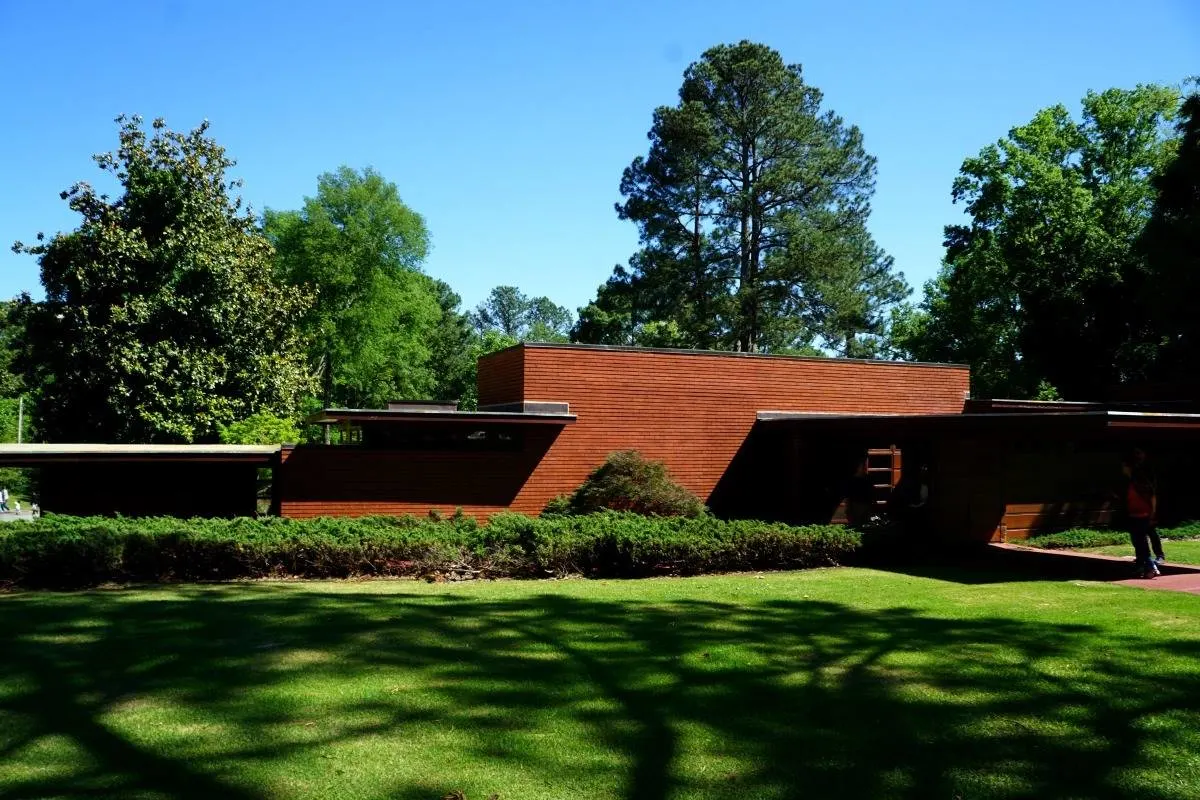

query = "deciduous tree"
[903,85,1181,398]
[267,167,441,408]
[1140,90,1200,382]
[12,116,312,442]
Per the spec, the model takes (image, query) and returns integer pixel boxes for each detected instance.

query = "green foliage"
[454,329,519,411]
[565,450,706,517]
[11,116,313,442]
[1139,91,1200,382]
[267,166,442,408]
[583,41,908,354]
[217,411,301,445]
[0,512,860,588]
[908,85,1182,398]
[1023,522,1200,550]
[471,285,573,342]
[425,279,477,405]
[541,494,573,517]
[1034,380,1062,401]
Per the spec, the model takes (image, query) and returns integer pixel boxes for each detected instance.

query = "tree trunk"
[738,143,752,352]
[692,177,706,348]
[748,140,761,353]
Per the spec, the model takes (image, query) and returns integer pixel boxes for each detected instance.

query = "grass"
[1078,539,1200,566]
[2,569,1200,799]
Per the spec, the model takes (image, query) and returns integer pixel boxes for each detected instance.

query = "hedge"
[1022,522,1200,551]
[0,513,862,589]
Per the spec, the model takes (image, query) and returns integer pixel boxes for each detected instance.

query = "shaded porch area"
[748,410,1200,543]
[0,444,280,517]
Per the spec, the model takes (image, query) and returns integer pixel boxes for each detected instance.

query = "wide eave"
[307,408,577,426]
[0,444,281,466]
[754,410,1200,438]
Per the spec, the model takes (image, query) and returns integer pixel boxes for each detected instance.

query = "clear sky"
[1,0,1197,315]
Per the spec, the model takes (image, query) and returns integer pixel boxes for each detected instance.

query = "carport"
[0,444,281,517]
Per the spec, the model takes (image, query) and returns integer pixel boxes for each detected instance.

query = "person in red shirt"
[1121,447,1163,578]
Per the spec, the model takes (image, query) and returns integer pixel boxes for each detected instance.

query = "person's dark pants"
[1148,526,1165,560]
[1129,517,1153,570]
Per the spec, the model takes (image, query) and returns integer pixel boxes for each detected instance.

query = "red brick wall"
[278,344,969,520]
[478,347,524,407]
[503,345,970,516]
[277,426,562,520]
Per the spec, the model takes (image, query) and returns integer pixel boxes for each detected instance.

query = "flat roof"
[307,408,576,426]
[756,410,1200,438]
[486,341,969,371]
[0,444,281,465]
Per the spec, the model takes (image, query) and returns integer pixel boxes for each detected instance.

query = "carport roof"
[0,444,281,465]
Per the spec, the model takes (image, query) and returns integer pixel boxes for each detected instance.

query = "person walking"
[1122,448,1161,578]
[1,487,10,513]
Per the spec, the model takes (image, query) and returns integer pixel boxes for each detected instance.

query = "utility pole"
[16,396,22,444]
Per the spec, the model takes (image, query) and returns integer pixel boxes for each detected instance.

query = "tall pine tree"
[577,42,907,354]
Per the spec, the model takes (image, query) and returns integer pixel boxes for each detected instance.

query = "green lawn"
[1079,539,1200,566]
[2,570,1200,800]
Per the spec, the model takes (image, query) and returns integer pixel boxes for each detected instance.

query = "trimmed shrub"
[566,450,705,517]
[1023,523,1200,550]
[0,512,859,589]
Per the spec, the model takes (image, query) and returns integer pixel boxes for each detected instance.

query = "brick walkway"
[990,543,1200,594]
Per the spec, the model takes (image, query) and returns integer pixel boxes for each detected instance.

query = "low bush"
[0,512,860,589]
[1024,523,1200,550]
[564,450,706,517]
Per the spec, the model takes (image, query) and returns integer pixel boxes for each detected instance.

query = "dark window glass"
[360,425,523,451]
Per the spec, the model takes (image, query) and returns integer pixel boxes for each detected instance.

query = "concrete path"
[990,543,1200,595]
[0,510,35,523]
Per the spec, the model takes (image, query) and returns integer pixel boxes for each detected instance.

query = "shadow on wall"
[39,463,259,518]
[708,425,868,524]
[0,585,1196,799]
[278,426,564,507]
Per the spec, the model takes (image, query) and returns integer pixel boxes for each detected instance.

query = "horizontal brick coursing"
[280,345,970,520]
[508,347,968,516]
[477,347,524,407]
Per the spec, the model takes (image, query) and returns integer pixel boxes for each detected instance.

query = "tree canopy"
[471,285,572,342]
[577,41,908,356]
[266,166,449,409]
[12,116,312,443]
[896,85,1183,399]
[1139,90,1200,382]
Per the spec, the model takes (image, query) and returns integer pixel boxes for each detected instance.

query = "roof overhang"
[0,444,281,466]
[755,410,1200,439]
[307,407,576,427]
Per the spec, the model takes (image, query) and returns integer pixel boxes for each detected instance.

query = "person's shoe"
[1154,556,1166,565]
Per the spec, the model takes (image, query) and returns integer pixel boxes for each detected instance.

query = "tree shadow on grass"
[1,582,1198,799]
[869,542,1200,585]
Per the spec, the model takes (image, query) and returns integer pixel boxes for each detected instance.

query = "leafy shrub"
[218,411,302,445]
[541,494,573,517]
[0,512,858,589]
[566,450,705,517]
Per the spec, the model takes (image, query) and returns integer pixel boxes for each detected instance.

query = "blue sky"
[1,0,1197,315]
